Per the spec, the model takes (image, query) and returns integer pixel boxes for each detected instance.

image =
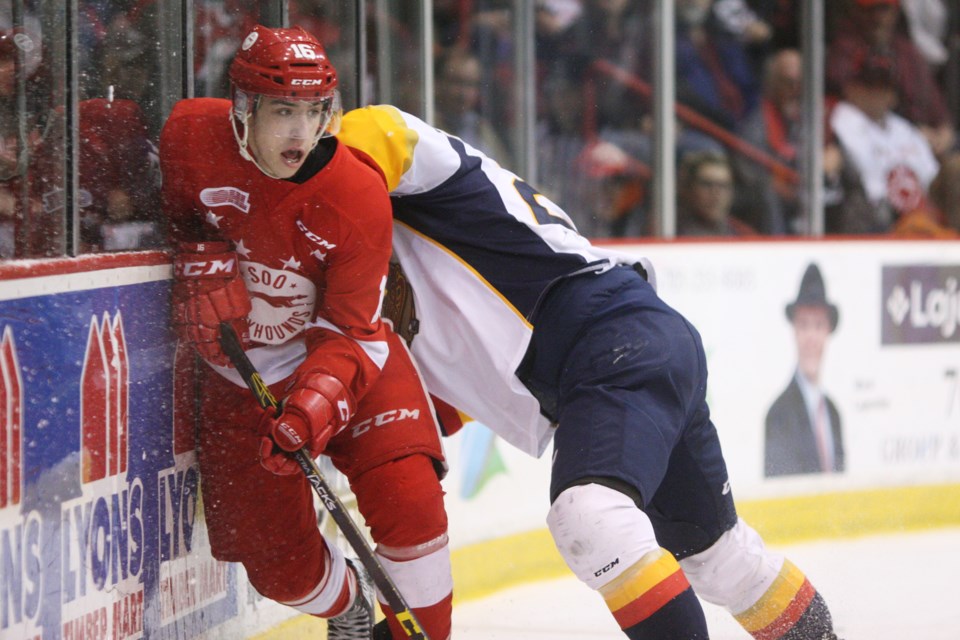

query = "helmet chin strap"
[231,106,283,178]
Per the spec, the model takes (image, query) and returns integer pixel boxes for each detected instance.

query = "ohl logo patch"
[81,312,129,482]
[1,325,22,509]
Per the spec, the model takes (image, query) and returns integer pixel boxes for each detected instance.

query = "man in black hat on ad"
[765,263,845,477]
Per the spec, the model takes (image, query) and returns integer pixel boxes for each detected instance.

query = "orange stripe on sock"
[734,559,806,632]
[610,569,691,629]
[603,549,682,611]
[751,579,817,640]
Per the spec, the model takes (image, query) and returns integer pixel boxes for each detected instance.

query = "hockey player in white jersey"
[339,105,842,639]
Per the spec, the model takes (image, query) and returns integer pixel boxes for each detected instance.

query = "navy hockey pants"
[520,265,737,559]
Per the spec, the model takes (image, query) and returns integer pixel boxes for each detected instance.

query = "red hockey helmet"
[228,25,342,175]
[228,24,338,99]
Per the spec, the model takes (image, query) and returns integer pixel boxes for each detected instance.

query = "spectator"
[434,46,511,164]
[433,0,476,50]
[675,0,759,130]
[194,0,258,97]
[900,0,949,68]
[534,0,582,64]
[78,97,162,252]
[827,52,940,234]
[535,62,605,235]
[0,27,45,258]
[735,48,801,234]
[677,149,757,236]
[828,0,956,157]
[535,61,652,238]
[713,0,773,47]
[98,19,156,120]
[736,48,845,234]
[711,0,774,75]
[559,0,649,131]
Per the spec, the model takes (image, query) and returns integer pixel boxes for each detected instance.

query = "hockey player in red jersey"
[159,25,452,640]
[338,105,844,639]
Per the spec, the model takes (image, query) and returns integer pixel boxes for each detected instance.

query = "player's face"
[248,98,326,178]
[792,305,831,382]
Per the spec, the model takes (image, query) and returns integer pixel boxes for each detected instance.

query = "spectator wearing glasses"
[677,150,757,237]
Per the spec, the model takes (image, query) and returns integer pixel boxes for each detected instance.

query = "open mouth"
[281,148,305,165]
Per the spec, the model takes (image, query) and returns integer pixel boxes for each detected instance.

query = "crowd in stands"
[437,0,960,239]
[1,0,958,258]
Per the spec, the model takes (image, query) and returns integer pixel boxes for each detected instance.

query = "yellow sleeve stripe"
[338,105,418,192]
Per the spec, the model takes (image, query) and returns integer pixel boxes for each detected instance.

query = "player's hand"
[258,372,355,475]
[171,241,251,367]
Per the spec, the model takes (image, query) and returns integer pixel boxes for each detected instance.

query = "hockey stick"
[218,322,429,640]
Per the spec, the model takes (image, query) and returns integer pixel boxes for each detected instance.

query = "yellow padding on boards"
[735,482,960,543]
[253,482,960,639]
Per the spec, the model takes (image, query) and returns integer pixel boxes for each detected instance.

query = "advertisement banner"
[441,240,960,544]
[0,256,247,640]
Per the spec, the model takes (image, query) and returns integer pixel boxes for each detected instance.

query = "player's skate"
[326,558,375,640]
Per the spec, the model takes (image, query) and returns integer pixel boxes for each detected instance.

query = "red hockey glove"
[258,372,356,476]
[171,241,251,367]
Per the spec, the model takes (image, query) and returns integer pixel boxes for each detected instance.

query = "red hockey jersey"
[160,98,393,402]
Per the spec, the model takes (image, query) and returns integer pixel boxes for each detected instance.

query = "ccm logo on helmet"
[290,78,326,86]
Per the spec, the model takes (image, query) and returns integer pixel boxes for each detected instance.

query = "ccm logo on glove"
[171,241,251,366]
[175,256,238,278]
[259,372,356,475]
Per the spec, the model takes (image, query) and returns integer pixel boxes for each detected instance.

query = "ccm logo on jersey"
[351,408,420,438]
[175,257,237,278]
[296,219,337,251]
[200,186,251,213]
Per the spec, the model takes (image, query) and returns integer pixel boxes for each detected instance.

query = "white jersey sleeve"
[339,105,651,456]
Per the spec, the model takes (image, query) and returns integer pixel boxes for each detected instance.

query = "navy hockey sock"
[734,559,836,639]
[621,586,708,639]
[601,549,708,639]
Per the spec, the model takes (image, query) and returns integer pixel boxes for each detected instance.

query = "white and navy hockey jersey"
[339,106,651,457]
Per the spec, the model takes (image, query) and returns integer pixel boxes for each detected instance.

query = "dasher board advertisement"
[635,240,960,492]
[0,254,245,640]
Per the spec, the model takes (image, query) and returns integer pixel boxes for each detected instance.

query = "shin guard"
[547,483,708,639]
[681,518,837,639]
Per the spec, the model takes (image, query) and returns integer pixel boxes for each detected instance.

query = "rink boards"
[0,253,293,640]
[1,241,959,639]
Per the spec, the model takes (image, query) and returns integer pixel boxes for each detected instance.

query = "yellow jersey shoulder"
[338,105,419,192]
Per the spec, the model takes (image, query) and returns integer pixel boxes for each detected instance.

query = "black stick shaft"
[218,323,429,639]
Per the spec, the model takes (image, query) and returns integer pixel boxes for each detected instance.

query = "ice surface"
[452,527,960,639]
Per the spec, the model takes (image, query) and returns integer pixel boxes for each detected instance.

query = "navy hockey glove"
[258,372,356,475]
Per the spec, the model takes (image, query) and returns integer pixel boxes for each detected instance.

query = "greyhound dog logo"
[81,312,129,483]
[1,326,23,509]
